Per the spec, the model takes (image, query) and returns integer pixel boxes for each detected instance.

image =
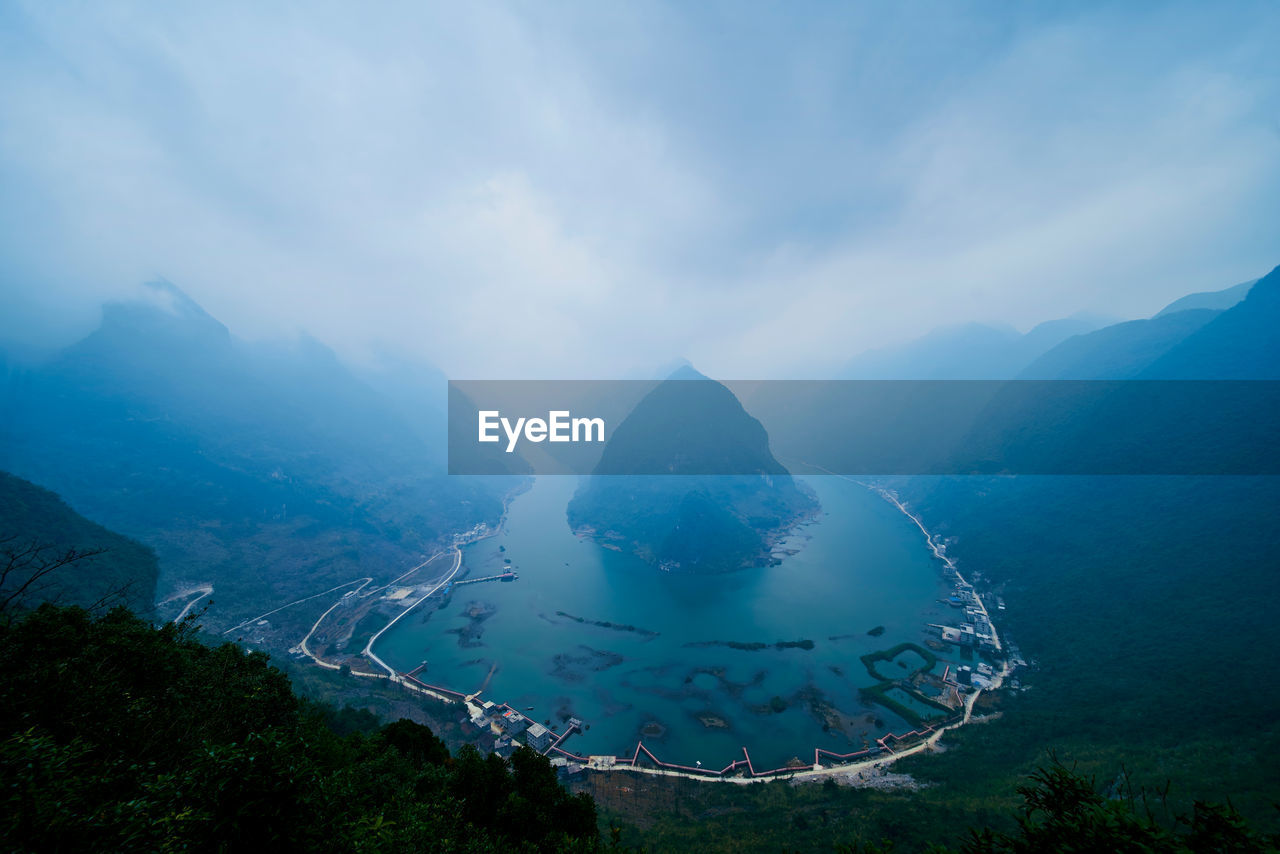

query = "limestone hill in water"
[567,368,817,573]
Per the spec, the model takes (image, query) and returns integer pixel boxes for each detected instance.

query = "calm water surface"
[380,476,958,770]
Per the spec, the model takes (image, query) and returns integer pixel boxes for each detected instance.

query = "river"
[378,475,960,770]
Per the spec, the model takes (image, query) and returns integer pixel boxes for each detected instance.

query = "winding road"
[217,547,461,688]
[160,585,214,624]
[363,547,462,677]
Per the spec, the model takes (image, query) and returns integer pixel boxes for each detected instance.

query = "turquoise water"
[378,476,957,770]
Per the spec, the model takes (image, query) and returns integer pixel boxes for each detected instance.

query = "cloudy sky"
[1,1,1277,377]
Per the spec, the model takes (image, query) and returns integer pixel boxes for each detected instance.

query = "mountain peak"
[592,372,785,476]
[97,279,230,344]
[666,363,709,382]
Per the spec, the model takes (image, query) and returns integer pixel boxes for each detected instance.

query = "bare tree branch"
[0,539,110,625]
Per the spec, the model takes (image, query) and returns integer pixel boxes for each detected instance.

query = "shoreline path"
[213,472,1012,785]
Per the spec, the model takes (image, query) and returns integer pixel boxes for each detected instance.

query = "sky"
[0,1,1277,378]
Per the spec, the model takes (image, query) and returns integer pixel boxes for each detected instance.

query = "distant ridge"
[1154,278,1257,318]
[1144,265,1280,379]
[841,270,1267,382]
[841,315,1114,380]
[0,281,509,626]
[1018,309,1221,379]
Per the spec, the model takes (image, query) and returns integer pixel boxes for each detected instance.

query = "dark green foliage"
[603,471,1280,851]
[901,476,1280,817]
[658,489,765,571]
[946,759,1275,853]
[0,471,158,616]
[0,604,603,852]
[568,476,817,574]
[381,718,451,767]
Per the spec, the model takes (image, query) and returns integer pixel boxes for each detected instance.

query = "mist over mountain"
[1018,309,1222,379]
[841,314,1115,380]
[1153,277,1257,317]
[591,366,788,477]
[0,281,510,622]
[871,270,1280,846]
[840,270,1269,384]
[2,2,1279,848]
[942,265,1280,475]
[567,368,817,573]
[446,383,534,476]
[1143,265,1280,379]
[350,350,451,452]
[729,266,1280,479]
[1013,265,1278,382]
[2,265,1279,850]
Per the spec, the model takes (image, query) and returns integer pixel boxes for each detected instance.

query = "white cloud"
[1,1,1276,376]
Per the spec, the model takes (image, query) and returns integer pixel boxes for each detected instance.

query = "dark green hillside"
[593,475,1280,852]
[900,475,1280,817]
[597,268,1280,851]
[0,604,602,852]
[0,470,157,616]
[570,472,814,574]
[10,604,1265,853]
[657,489,764,570]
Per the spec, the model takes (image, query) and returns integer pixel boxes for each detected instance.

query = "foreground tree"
[951,759,1274,853]
[0,604,605,852]
[0,537,109,625]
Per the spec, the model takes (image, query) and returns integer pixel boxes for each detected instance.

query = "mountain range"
[0,281,510,628]
[842,275,1259,381]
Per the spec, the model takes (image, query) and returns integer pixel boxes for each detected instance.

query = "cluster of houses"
[452,522,491,546]
[952,661,997,689]
[933,573,1000,656]
[472,700,571,757]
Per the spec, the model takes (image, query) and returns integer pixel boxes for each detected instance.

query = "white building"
[526,722,553,752]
